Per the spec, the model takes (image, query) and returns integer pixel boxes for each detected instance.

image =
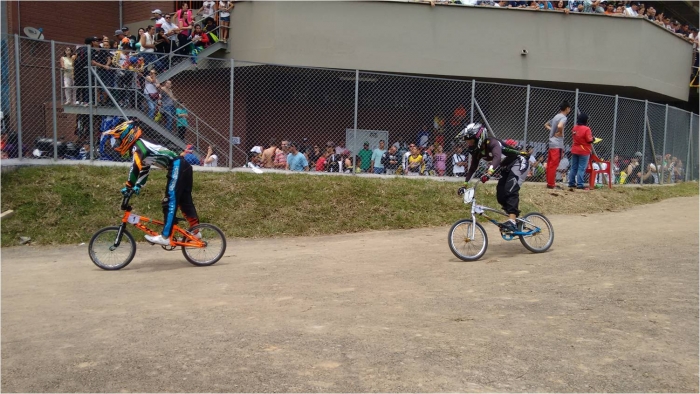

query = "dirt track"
[2,197,698,392]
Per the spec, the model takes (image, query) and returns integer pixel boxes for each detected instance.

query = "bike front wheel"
[518,212,554,253]
[448,219,488,261]
[88,226,136,270]
[181,223,227,266]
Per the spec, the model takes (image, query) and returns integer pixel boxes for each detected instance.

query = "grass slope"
[1,165,698,246]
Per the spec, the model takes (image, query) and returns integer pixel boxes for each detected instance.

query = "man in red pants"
[544,101,571,189]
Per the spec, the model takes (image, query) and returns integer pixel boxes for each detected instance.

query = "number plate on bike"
[127,213,141,224]
[463,188,475,204]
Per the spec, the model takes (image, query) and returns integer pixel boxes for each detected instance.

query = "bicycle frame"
[113,192,205,248]
[464,182,541,241]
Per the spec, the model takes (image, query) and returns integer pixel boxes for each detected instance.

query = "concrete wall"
[229,1,693,101]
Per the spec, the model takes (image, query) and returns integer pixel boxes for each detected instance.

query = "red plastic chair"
[585,153,613,189]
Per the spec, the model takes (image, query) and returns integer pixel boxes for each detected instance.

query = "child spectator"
[203,145,218,167]
[406,145,423,176]
[203,17,220,43]
[433,144,447,176]
[176,104,188,141]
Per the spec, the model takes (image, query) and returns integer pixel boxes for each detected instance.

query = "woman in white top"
[218,0,233,43]
[198,0,217,19]
[60,46,77,105]
[139,25,158,67]
[203,145,218,167]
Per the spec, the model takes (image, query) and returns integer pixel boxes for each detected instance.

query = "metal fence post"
[470,79,475,124]
[574,88,579,116]
[611,95,618,183]
[352,69,359,174]
[87,45,94,161]
[229,58,234,169]
[523,84,530,145]
[660,104,668,185]
[51,40,58,160]
[641,100,648,179]
[687,115,693,182]
[13,35,23,160]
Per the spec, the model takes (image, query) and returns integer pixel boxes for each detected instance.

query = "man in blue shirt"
[286,141,309,171]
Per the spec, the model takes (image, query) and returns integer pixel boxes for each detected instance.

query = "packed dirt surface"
[2,197,698,392]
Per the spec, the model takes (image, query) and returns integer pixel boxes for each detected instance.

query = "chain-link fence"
[2,34,698,184]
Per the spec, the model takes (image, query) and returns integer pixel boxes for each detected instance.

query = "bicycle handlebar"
[121,190,134,211]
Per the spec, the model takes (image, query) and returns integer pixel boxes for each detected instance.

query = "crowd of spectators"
[243,120,688,185]
[54,6,233,162]
[426,0,698,38]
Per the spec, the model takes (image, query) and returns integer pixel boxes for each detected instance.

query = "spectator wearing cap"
[122,27,137,49]
[623,2,639,17]
[286,142,309,171]
[358,141,373,173]
[114,29,127,50]
[152,9,166,28]
[248,146,263,168]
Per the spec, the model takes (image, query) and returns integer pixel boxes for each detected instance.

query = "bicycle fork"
[111,222,128,250]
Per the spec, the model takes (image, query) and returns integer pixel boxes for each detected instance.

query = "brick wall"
[123,1,175,24]
[7,1,120,44]
[5,1,179,44]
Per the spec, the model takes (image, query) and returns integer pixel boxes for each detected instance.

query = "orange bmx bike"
[88,189,227,270]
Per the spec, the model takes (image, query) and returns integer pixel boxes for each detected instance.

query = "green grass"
[1,165,698,246]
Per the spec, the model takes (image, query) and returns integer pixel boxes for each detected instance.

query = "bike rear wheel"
[448,219,488,261]
[88,226,136,270]
[518,212,554,253]
[181,223,227,266]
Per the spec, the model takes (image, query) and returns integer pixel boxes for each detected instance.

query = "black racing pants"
[496,156,529,217]
[162,159,199,237]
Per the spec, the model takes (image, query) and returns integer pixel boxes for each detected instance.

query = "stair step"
[157,42,228,81]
